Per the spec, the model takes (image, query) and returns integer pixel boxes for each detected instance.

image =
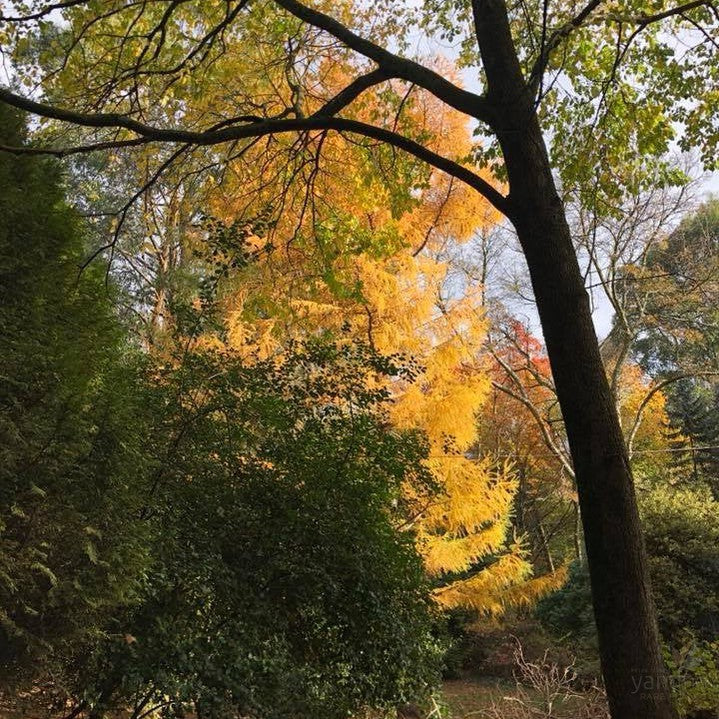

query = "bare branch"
[489,346,575,478]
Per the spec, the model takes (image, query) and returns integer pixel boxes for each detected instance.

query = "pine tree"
[665,378,719,498]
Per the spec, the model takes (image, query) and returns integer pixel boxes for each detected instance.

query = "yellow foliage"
[618,363,670,449]
[184,63,540,615]
[432,551,531,614]
[498,564,570,609]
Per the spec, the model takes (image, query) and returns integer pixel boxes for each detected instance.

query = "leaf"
[85,541,99,565]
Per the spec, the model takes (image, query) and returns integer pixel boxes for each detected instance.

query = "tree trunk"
[511,180,677,719]
[573,500,584,564]
[532,505,555,573]
[473,2,678,717]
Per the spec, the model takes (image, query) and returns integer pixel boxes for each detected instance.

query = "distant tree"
[621,200,719,497]
[629,200,719,376]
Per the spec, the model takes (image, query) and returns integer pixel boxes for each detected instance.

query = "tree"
[619,198,719,497]
[629,199,719,376]
[103,74,545,616]
[184,188,546,615]
[480,316,581,569]
[4,2,719,716]
[0,103,156,689]
[665,379,719,497]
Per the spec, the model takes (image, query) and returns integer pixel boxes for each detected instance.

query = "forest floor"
[440,677,606,718]
[0,679,604,719]
[442,678,512,715]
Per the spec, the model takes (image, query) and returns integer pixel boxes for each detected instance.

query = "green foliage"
[0,103,155,680]
[640,487,719,643]
[0,107,441,717]
[535,487,719,668]
[533,561,598,653]
[625,199,719,499]
[73,343,439,719]
[665,637,719,717]
[662,379,719,499]
[631,199,719,376]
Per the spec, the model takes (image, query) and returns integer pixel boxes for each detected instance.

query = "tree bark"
[472,1,678,717]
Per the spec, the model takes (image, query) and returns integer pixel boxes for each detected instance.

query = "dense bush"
[72,345,441,719]
[533,562,597,650]
[640,487,719,642]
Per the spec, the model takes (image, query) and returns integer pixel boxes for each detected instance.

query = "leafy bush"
[71,344,441,719]
[640,487,719,642]
[666,637,719,717]
[536,487,719,649]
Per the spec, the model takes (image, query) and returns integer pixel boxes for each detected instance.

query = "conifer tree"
[0,104,154,686]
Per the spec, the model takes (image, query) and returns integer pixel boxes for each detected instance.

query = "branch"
[312,68,389,117]
[0,136,150,157]
[631,0,715,26]
[490,350,575,478]
[0,88,510,215]
[528,0,717,96]
[0,0,89,22]
[529,0,606,94]
[271,0,495,126]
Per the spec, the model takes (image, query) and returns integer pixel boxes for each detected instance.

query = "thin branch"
[528,0,716,95]
[490,354,575,478]
[529,0,605,95]
[0,136,150,157]
[0,0,89,22]
[630,0,714,26]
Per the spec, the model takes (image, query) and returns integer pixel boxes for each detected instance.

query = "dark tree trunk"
[472,2,678,717]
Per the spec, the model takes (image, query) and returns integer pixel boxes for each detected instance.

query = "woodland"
[0,1,718,718]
